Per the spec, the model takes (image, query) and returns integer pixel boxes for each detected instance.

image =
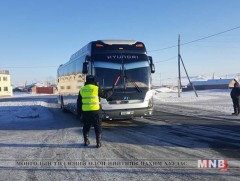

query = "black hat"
[86,75,95,82]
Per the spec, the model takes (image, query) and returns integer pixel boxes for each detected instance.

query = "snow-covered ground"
[0,93,57,123]
[0,89,238,122]
[1,91,240,180]
[153,88,239,121]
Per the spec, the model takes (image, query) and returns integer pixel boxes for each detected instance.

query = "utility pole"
[178,35,198,97]
[180,55,198,97]
[178,35,181,97]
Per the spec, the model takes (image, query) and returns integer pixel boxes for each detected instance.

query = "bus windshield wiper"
[120,56,141,93]
[125,76,142,93]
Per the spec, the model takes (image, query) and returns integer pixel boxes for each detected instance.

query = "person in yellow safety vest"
[77,75,114,148]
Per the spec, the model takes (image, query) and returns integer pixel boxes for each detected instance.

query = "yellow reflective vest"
[80,84,100,111]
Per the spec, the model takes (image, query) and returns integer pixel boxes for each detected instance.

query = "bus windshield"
[94,61,150,89]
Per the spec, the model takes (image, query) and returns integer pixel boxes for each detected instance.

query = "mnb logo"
[198,160,228,171]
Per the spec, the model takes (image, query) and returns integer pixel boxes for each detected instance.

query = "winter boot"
[232,108,238,116]
[234,108,239,116]
[96,134,102,148]
[84,135,90,146]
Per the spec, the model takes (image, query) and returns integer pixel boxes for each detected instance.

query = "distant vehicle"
[57,40,155,120]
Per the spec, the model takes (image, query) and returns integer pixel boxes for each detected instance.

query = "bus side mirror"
[82,62,88,74]
[82,56,92,74]
[148,56,155,73]
[150,64,155,73]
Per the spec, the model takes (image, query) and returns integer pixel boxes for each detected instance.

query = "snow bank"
[153,89,238,119]
[0,101,54,122]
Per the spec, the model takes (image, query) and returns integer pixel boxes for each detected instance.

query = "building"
[0,70,13,97]
[182,78,237,92]
[31,86,56,94]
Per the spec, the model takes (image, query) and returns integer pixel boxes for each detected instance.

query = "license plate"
[120,111,134,115]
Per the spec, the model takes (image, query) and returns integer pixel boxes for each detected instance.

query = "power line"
[149,25,240,52]
[182,25,240,46]
[3,25,240,69]
[154,56,177,63]
[149,45,178,52]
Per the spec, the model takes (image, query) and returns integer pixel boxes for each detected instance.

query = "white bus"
[57,40,155,120]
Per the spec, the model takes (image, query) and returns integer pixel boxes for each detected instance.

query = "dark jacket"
[230,86,240,100]
[77,82,114,115]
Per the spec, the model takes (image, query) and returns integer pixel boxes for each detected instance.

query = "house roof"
[189,79,235,86]
[0,70,10,75]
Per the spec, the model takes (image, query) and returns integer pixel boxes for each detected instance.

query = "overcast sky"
[0,0,240,85]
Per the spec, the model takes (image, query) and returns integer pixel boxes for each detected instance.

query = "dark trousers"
[82,111,102,138]
[232,98,240,113]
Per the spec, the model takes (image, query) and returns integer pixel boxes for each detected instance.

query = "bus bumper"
[101,107,153,120]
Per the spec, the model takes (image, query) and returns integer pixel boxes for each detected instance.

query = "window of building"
[3,77,7,81]
[4,87,8,91]
[0,77,1,81]
[0,87,1,91]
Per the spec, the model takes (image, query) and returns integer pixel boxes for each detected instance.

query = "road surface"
[0,95,239,180]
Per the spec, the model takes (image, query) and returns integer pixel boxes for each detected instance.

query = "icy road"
[0,94,240,180]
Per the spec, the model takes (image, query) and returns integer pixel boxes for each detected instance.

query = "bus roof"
[99,40,137,45]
